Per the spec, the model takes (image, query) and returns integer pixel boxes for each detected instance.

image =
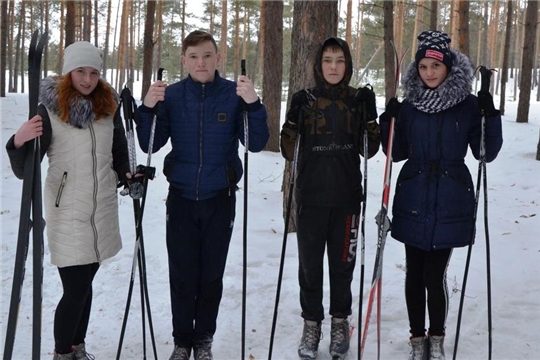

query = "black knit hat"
[415,30,453,71]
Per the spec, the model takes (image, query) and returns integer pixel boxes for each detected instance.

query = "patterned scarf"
[410,87,467,113]
[402,49,474,114]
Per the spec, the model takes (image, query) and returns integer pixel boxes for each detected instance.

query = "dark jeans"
[54,262,100,353]
[296,203,360,322]
[405,245,452,337]
[166,190,236,347]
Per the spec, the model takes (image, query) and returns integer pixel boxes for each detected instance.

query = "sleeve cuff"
[246,98,263,112]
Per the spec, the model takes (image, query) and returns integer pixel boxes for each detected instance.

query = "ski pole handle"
[241,59,246,76]
[479,66,492,93]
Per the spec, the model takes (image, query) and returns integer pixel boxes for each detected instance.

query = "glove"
[379,97,402,123]
[355,85,378,122]
[477,91,499,117]
[286,89,316,126]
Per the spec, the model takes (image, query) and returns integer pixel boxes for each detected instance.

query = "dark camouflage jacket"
[280,37,381,208]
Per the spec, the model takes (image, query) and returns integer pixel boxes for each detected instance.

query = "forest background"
[0,0,539,228]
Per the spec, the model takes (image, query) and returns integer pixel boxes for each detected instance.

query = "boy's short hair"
[182,30,218,54]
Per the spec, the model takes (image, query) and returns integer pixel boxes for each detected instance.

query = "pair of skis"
[3,30,48,360]
[115,70,163,360]
[358,44,408,360]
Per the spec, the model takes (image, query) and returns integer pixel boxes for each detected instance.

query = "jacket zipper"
[89,123,101,262]
[195,84,205,201]
[55,172,68,207]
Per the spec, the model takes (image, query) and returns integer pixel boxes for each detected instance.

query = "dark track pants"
[55,262,100,353]
[405,245,452,337]
[296,203,360,322]
[166,190,235,347]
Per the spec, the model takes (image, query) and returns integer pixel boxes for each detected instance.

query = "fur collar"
[39,76,118,129]
[402,49,474,104]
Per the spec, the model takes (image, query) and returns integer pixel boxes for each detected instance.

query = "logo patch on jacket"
[217,113,227,122]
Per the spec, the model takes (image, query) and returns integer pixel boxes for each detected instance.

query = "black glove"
[477,91,499,117]
[355,85,378,121]
[286,89,316,126]
[379,97,402,123]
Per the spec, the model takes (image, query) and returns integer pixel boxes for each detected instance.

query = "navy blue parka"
[381,50,503,251]
[136,71,268,201]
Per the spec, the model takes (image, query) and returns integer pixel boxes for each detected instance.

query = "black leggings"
[54,263,99,353]
[405,245,452,338]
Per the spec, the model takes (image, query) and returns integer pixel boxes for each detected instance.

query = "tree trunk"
[1,0,7,97]
[516,0,538,123]
[65,0,76,47]
[345,0,352,45]
[233,0,240,79]
[282,0,338,232]
[457,0,469,56]
[411,0,425,63]
[220,0,228,76]
[262,0,283,153]
[383,1,395,101]
[499,0,513,116]
[430,1,438,30]
[141,0,156,100]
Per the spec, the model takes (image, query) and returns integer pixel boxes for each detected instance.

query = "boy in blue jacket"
[136,30,268,360]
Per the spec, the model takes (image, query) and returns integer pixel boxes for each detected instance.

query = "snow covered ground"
[1,85,539,359]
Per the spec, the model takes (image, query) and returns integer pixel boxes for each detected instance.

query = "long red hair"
[57,75,117,123]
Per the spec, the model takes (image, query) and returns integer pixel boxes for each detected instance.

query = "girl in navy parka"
[380,31,503,359]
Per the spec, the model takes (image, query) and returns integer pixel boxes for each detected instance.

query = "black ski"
[116,70,162,360]
[3,29,48,360]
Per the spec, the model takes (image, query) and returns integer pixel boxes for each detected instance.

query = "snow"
[1,84,539,359]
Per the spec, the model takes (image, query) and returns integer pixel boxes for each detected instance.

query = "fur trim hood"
[402,49,474,103]
[39,76,118,129]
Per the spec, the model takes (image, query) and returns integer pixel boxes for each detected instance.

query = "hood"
[402,49,474,103]
[313,37,353,90]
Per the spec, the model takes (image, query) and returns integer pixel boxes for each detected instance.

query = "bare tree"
[516,0,538,123]
[282,0,338,231]
[65,0,76,47]
[383,1,395,102]
[219,0,227,76]
[1,0,7,97]
[499,0,513,115]
[430,0,438,30]
[262,0,283,152]
[457,0,469,56]
[141,1,156,100]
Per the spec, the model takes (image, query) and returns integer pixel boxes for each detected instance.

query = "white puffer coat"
[44,110,122,267]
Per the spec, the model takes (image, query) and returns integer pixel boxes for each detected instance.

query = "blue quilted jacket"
[381,51,503,251]
[136,71,268,200]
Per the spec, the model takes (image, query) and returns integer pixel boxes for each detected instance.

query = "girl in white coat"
[6,41,131,359]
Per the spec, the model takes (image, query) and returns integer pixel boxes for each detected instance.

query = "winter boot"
[329,317,350,358]
[428,335,445,360]
[169,345,191,360]
[73,343,95,360]
[408,336,428,360]
[298,320,322,360]
[193,344,213,360]
[52,351,75,360]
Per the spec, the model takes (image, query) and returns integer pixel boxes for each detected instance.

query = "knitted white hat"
[62,41,103,75]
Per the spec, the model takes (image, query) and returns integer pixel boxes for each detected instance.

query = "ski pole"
[357,88,370,360]
[268,90,312,359]
[453,65,493,360]
[241,59,248,360]
[116,68,163,360]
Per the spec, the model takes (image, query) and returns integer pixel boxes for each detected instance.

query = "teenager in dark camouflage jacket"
[280,37,380,360]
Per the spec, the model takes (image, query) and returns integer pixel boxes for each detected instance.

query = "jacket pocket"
[55,172,68,207]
